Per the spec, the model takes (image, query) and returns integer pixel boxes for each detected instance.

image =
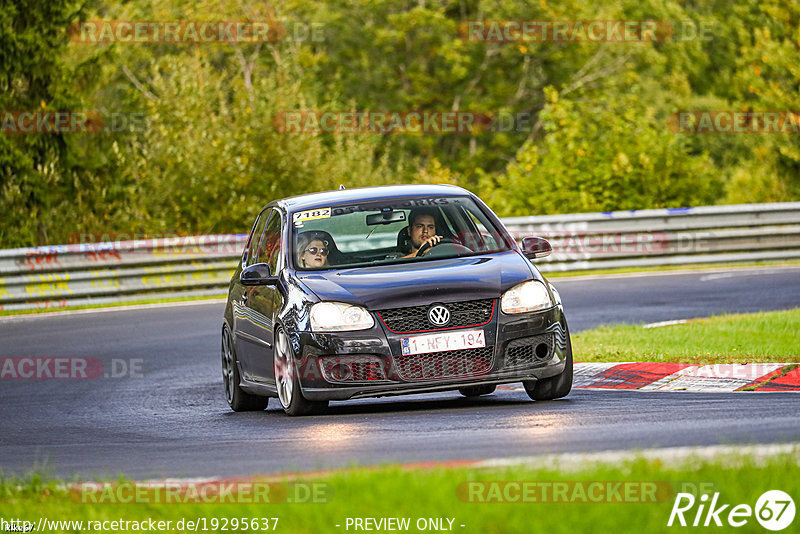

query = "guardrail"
[502,202,800,272]
[1,203,798,311]
[0,235,247,311]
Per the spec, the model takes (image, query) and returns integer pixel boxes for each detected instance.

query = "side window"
[257,210,283,273]
[245,210,269,267]
[468,211,499,249]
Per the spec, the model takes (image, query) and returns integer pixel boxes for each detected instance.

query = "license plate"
[400,330,485,356]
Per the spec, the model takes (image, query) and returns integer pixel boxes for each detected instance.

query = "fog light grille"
[320,355,389,383]
[504,333,554,368]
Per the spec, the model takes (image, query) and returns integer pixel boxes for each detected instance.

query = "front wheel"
[523,324,573,401]
[222,325,269,411]
[274,327,329,416]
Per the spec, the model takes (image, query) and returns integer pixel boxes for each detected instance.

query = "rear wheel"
[523,323,573,401]
[274,327,329,416]
[458,384,497,397]
[222,326,269,411]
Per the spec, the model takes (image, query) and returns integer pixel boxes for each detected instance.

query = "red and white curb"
[501,362,800,392]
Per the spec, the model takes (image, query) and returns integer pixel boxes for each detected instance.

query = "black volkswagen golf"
[222,184,572,415]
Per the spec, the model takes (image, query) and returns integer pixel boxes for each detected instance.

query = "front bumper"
[292,303,569,402]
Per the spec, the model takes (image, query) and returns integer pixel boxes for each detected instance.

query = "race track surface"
[1,266,798,479]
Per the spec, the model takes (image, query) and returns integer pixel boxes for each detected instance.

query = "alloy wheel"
[221,328,236,405]
[274,330,294,408]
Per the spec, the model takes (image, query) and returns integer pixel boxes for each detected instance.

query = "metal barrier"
[0,235,247,311]
[502,202,800,272]
[1,203,799,311]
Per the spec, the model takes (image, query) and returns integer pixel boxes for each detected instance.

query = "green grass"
[2,450,798,533]
[0,294,226,317]
[542,259,800,278]
[573,308,800,364]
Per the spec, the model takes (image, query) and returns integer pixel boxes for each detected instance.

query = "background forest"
[2,0,799,247]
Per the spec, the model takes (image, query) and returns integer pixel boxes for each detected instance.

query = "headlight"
[310,302,374,332]
[501,280,552,314]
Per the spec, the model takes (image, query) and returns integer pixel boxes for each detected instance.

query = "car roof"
[269,184,474,213]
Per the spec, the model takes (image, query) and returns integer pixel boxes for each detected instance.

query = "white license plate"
[400,330,485,356]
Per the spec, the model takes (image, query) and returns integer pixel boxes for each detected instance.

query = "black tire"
[222,326,269,411]
[458,384,497,397]
[523,323,573,401]
[274,327,329,417]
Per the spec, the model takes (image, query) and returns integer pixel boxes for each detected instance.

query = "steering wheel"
[416,237,453,257]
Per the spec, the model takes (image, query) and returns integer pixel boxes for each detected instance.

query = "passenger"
[403,207,444,258]
[297,233,330,268]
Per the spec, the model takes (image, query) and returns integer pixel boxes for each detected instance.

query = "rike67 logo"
[668,490,795,531]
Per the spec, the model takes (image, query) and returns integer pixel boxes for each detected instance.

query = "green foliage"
[484,84,721,215]
[119,47,397,234]
[2,0,800,247]
[0,0,134,247]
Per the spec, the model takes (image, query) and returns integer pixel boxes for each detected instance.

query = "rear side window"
[258,211,283,273]
[245,210,269,267]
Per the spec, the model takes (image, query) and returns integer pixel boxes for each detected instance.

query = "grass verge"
[2,450,798,533]
[573,308,800,364]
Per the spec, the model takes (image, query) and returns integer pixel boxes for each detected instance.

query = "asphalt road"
[1,266,798,479]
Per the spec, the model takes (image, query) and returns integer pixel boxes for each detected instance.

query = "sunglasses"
[304,247,329,256]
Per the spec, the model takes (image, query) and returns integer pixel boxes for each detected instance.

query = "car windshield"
[291,196,515,270]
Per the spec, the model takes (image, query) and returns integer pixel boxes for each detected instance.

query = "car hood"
[296,251,537,310]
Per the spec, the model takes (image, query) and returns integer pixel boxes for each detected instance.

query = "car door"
[232,207,269,381]
[238,208,284,384]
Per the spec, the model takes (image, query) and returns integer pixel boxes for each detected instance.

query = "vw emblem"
[427,305,451,327]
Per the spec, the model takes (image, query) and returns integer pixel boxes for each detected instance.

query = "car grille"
[377,299,495,333]
[504,333,555,368]
[393,347,494,380]
[320,355,389,383]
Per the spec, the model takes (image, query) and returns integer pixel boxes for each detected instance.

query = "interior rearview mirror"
[366,210,407,225]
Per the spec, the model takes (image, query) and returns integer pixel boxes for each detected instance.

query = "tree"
[483,85,721,215]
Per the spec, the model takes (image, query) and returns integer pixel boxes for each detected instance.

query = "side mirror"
[521,237,552,260]
[240,263,277,286]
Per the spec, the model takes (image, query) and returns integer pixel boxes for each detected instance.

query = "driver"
[403,207,444,258]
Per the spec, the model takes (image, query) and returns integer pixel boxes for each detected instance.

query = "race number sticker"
[293,208,331,227]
